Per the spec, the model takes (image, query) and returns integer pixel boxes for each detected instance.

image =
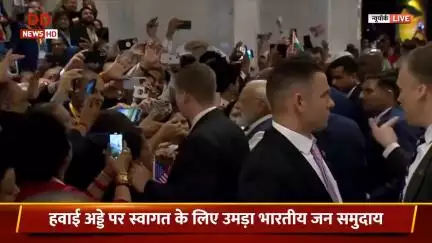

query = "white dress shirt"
[402,125,432,200]
[272,121,343,202]
[245,114,272,150]
[190,107,217,131]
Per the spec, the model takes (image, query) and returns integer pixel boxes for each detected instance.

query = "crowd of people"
[0,0,431,203]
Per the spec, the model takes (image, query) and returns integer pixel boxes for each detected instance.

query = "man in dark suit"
[369,44,432,202]
[327,55,369,134]
[315,113,367,201]
[71,7,98,49]
[236,80,272,150]
[327,55,361,102]
[238,57,342,202]
[361,71,423,201]
[9,3,41,72]
[141,63,249,202]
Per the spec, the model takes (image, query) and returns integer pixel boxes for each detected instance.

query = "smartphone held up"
[85,79,97,95]
[109,133,123,159]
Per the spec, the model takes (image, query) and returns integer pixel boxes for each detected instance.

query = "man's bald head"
[237,80,271,127]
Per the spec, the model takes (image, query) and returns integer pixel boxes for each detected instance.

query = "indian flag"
[291,32,304,52]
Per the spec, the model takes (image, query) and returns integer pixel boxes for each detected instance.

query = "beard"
[237,113,257,128]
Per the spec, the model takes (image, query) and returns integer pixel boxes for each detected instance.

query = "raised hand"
[369,116,399,148]
[0,50,24,83]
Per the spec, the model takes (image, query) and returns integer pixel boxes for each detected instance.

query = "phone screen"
[85,79,97,94]
[246,49,254,59]
[109,133,123,159]
[8,60,18,76]
[118,107,142,123]
[418,22,425,31]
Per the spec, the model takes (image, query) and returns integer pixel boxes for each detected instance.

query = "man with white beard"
[236,80,272,150]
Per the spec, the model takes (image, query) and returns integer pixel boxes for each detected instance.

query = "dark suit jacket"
[315,114,367,201]
[366,107,423,201]
[386,146,432,202]
[348,85,362,103]
[142,109,249,202]
[349,85,370,134]
[238,127,333,202]
[9,22,39,71]
[245,117,272,141]
[330,87,357,121]
[70,23,92,47]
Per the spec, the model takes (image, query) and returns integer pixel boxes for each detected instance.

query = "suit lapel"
[267,128,332,200]
[405,146,432,201]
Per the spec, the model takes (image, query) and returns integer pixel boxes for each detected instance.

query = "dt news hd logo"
[19,12,58,40]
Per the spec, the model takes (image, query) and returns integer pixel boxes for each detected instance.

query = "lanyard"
[69,102,80,121]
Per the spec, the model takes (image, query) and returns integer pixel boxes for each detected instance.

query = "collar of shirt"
[375,107,392,123]
[245,114,272,136]
[424,124,432,144]
[403,124,432,201]
[190,106,217,131]
[86,27,99,43]
[347,85,357,98]
[272,121,314,154]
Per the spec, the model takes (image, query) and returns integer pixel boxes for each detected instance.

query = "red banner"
[15,204,415,234]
